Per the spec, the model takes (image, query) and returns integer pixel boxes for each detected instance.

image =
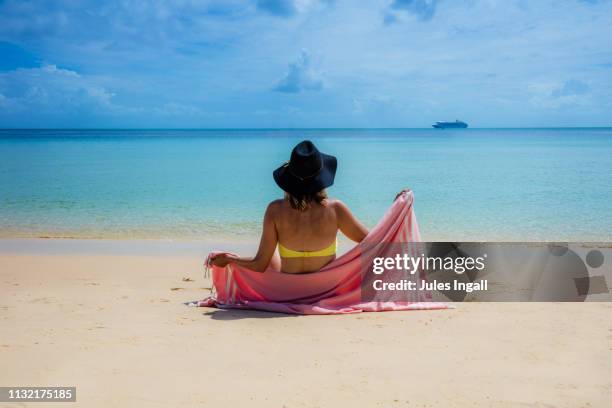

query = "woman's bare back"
[273,198,339,273]
[210,195,370,274]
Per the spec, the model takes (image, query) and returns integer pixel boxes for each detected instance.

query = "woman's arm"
[210,202,279,272]
[334,200,369,243]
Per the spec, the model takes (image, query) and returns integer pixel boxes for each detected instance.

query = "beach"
[1,239,611,407]
[1,130,611,406]
[3,0,612,406]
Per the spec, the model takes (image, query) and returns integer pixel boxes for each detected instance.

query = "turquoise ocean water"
[0,129,611,241]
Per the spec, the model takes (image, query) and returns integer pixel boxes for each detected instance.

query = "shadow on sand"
[202,308,297,320]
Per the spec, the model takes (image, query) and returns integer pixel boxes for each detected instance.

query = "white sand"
[0,239,611,407]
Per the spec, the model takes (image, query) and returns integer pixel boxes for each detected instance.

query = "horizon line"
[2,126,612,131]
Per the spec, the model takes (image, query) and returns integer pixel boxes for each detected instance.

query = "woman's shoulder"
[327,199,359,221]
[326,198,345,208]
[266,199,285,212]
[262,200,285,224]
[325,198,350,215]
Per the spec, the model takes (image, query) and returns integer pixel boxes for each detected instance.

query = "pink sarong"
[197,192,449,314]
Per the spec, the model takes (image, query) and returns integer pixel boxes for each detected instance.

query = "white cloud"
[0,65,118,114]
[0,64,215,126]
[273,51,324,93]
[551,79,589,97]
[1,1,612,126]
[529,79,592,109]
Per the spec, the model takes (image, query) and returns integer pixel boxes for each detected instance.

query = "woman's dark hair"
[285,189,328,212]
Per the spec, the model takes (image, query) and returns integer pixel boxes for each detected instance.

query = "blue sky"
[0,0,611,128]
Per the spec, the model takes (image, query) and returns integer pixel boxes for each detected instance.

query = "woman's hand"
[394,188,412,201]
[210,253,236,267]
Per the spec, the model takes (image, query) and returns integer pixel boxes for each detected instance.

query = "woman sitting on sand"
[211,140,379,274]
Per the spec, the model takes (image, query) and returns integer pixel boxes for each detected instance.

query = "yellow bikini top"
[278,239,337,258]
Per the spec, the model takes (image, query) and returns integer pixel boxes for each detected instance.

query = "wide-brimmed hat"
[273,140,337,198]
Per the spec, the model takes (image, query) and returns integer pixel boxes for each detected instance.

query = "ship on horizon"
[432,120,468,129]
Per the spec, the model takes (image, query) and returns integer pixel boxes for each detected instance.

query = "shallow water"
[1,128,611,241]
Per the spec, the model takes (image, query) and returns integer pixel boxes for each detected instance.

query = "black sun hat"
[273,140,337,198]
